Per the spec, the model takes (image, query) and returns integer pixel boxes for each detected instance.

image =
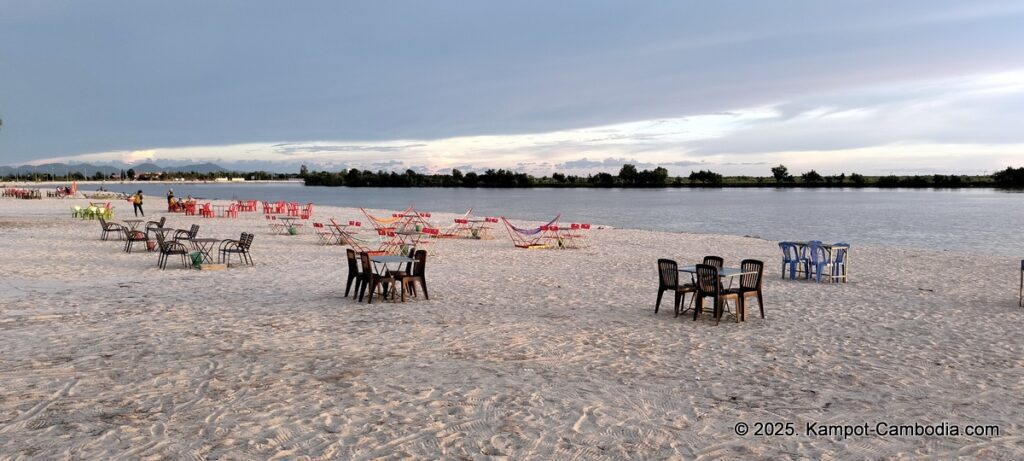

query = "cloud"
[2,2,1024,167]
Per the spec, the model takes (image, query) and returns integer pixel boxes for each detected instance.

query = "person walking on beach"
[132,190,145,217]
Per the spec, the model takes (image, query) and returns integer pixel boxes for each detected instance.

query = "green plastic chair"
[71,206,83,218]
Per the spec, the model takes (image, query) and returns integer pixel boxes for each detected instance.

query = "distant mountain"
[0,162,228,176]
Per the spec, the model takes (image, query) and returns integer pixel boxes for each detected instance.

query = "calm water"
[114,183,1023,255]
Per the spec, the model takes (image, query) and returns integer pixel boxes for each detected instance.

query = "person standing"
[132,190,145,217]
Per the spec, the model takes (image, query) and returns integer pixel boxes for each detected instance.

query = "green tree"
[771,164,790,183]
[618,164,638,185]
[801,170,823,184]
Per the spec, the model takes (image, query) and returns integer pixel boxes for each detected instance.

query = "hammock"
[502,214,560,248]
[361,205,415,229]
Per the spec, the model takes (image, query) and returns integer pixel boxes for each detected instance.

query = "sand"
[1,195,1023,460]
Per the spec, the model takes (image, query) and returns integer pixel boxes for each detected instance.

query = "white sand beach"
[1,196,1023,459]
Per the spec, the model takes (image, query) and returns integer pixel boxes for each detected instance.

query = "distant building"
[136,172,163,180]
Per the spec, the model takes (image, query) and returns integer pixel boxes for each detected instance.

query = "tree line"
[301,164,1024,188]
[8,164,1023,189]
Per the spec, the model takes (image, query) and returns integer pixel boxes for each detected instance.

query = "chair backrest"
[581,224,591,229]
[99,217,107,227]
[412,249,427,277]
[188,224,200,238]
[702,256,724,270]
[808,242,827,264]
[313,222,324,228]
[695,264,721,296]
[779,242,799,262]
[157,217,166,227]
[155,232,169,251]
[359,252,371,276]
[240,233,254,250]
[833,243,849,265]
[657,259,678,288]
[346,248,358,272]
[739,259,764,290]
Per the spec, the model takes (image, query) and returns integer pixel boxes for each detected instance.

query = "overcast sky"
[2,1,1023,175]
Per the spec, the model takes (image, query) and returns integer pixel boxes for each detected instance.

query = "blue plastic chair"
[831,243,850,282]
[806,241,829,283]
[778,242,801,280]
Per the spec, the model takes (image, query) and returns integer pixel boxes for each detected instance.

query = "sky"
[1,1,1023,176]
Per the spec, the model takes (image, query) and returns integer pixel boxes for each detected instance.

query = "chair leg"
[673,290,682,317]
[758,289,765,318]
[345,275,355,297]
[693,296,702,321]
[421,280,428,300]
[655,288,664,314]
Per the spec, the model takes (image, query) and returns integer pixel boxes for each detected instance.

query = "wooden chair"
[155,233,190,269]
[694,264,741,324]
[219,233,254,266]
[726,259,764,320]
[399,250,429,302]
[655,259,696,317]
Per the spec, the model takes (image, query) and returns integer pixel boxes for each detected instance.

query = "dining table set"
[779,240,850,283]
